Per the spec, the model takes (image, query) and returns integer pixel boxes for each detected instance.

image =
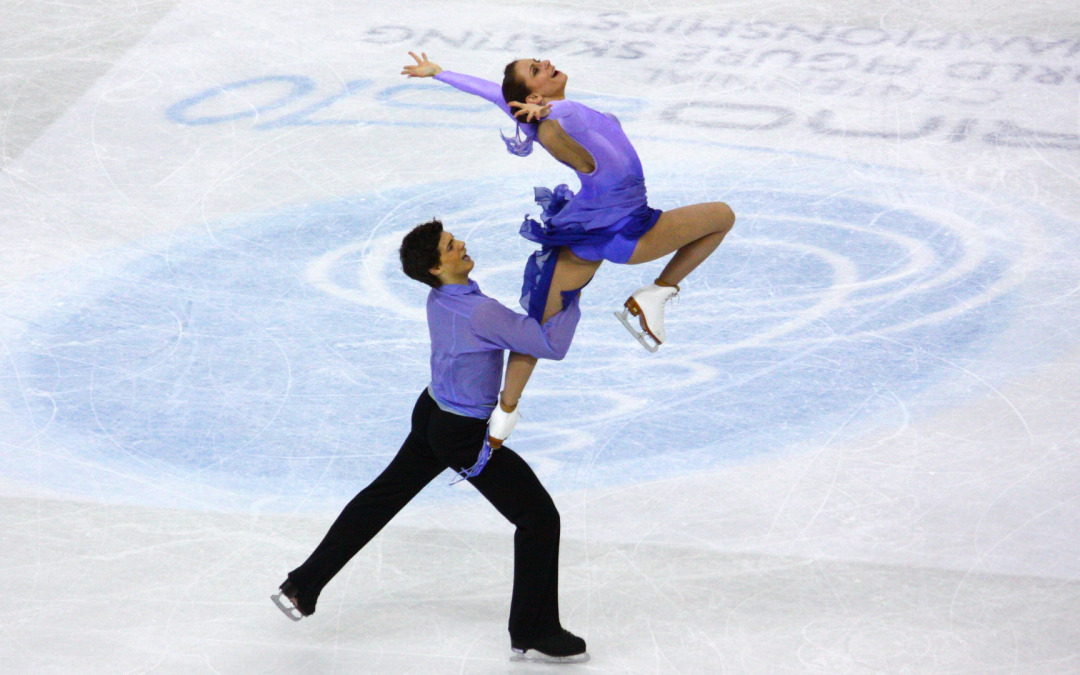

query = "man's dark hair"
[400,218,444,288]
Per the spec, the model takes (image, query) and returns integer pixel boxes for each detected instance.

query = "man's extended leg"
[283,391,447,614]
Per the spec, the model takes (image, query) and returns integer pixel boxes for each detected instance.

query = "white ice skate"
[615,282,679,352]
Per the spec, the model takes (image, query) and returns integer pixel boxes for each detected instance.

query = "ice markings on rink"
[161,16,1080,151]
[509,181,1028,480]
[0,155,1045,507]
[166,76,647,130]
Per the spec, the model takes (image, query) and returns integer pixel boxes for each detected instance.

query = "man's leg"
[467,447,562,642]
[421,406,563,641]
[284,391,447,613]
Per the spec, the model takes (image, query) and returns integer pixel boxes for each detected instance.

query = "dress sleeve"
[469,296,581,360]
[434,71,515,120]
[543,99,587,135]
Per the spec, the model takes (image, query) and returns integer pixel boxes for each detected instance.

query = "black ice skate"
[271,579,314,621]
[510,629,590,663]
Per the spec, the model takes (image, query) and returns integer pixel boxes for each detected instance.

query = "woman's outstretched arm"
[402,51,515,118]
[401,51,443,78]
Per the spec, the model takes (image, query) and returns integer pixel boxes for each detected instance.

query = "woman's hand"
[401,51,442,78]
[509,101,551,123]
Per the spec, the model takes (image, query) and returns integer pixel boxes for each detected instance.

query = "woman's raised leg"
[628,201,735,280]
[618,202,735,350]
[500,248,602,410]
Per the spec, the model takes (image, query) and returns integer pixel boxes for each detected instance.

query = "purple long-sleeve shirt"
[434,71,649,232]
[427,279,580,419]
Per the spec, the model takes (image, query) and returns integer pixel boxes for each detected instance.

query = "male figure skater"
[273,219,588,663]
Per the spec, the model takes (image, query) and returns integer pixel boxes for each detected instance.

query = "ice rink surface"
[2,0,1079,672]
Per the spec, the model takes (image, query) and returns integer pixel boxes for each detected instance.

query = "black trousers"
[287,389,562,641]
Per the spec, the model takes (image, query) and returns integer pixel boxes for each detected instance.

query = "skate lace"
[649,288,678,322]
[665,288,679,312]
[450,438,492,485]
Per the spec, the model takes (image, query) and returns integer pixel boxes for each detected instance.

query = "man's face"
[430,230,473,282]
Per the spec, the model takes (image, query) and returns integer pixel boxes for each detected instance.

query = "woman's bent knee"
[714,202,735,231]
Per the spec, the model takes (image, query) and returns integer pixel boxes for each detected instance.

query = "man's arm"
[474,297,580,448]
[470,295,581,361]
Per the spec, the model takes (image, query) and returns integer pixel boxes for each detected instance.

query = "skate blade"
[511,649,591,664]
[615,306,659,353]
[271,593,303,621]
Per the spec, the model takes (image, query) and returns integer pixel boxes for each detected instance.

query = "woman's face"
[514,58,568,102]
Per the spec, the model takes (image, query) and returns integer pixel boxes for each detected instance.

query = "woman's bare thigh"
[628,202,734,265]
[541,248,602,323]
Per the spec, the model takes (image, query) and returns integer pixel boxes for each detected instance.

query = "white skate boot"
[615,282,679,352]
[487,397,519,449]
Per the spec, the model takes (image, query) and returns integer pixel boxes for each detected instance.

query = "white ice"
[2,0,1079,673]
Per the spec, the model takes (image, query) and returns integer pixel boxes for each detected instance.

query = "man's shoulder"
[428,285,496,317]
[467,295,519,337]
[468,294,506,318]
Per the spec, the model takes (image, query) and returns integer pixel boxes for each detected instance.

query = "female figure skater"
[402,52,734,427]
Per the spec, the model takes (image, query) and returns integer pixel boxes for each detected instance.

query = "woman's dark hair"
[501,60,532,111]
[500,59,539,156]
[399,219,444,288]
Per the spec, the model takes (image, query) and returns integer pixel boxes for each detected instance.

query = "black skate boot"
[511,629,589,663]
[271,579,315,621]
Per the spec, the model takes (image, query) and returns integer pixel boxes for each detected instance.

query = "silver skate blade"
[511,649,591,664]
[614,309,659,353]
[271,593,303,621]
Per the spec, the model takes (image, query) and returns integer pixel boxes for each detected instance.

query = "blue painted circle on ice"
[1,168,1025,505]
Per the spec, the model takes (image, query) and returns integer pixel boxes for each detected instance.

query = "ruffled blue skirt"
[519,184,662,321]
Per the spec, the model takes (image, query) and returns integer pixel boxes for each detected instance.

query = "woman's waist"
[575,164,644,189]
[553,182,648,224]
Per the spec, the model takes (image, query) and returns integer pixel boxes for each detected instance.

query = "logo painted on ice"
[0,158,1040,508]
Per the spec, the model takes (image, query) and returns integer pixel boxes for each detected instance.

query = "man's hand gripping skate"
[487,394,519,449]
[449,396,513,485]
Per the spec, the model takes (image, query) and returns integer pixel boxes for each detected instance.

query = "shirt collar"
[434,278,480,296]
